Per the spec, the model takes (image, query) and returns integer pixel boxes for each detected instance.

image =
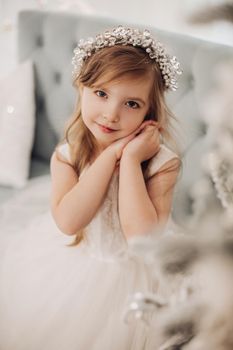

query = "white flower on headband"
[72,25,182,91]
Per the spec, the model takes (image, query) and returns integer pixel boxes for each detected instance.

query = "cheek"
[81,96,94,122]
[122,112,145,130]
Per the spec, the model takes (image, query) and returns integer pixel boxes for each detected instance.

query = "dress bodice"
[57,143,179,261]
[83,169,128,261]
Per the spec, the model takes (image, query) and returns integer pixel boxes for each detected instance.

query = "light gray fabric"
[1,9,232,222]
[0,159,49,205]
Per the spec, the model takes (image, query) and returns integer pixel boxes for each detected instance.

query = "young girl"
[0,26,182,349]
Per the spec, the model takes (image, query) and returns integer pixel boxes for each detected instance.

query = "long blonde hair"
[58,45,180,246]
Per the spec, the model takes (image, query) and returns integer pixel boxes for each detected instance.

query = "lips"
[97,123,118,133]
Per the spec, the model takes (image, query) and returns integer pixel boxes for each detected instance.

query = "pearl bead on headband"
[72,25,182,91]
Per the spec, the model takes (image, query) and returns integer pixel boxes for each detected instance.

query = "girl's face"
[80,75,153,149]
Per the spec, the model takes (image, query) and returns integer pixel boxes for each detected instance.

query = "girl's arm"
[50,130,139,236]
[118,122,180,239]
[50,147,117,235]
[119,155,180,239]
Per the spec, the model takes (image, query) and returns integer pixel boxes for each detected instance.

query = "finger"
[145,120,158,127]
[124,132,137,143]
[132,124,145,136]
[141,125,158,133]
[141,120,156,128]
[129,120,158,138]
[135,121,153,134]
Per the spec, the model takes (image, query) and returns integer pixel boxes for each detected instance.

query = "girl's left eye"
[126,101,140,109]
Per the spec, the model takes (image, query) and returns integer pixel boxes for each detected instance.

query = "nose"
[102,105,119,123]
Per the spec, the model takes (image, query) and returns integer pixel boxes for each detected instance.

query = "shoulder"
[145,146,181,224]
[55,142,72,164]
[50,142,76,178]
[145,146,180,212]
[146,144,181,179]
[50,142,77,180]
[50,143,78,209]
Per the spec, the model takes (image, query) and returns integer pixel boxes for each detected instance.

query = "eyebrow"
[92,85,146,106]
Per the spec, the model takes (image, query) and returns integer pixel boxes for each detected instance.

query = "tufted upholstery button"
[36,35,44,47]
[189,76,195,89]
[199,122,207,136]
[37,95,45,112]
[186,194,194,215]
[54,72,61,84]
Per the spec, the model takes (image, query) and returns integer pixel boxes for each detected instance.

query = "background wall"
[0,0,233,78]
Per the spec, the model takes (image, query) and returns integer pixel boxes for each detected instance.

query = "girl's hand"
[122,120,160,163]
[106,125,144,160]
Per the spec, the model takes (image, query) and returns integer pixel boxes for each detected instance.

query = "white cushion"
[0,60,35,188]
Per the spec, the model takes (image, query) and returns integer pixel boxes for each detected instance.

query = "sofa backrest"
[18,10,233,225]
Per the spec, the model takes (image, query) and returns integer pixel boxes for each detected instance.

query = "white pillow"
[0,60,35,188]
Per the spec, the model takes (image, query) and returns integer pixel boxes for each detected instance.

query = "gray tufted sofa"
[1,9,233,226]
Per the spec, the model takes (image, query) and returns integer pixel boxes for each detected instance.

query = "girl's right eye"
[95,90,107,98]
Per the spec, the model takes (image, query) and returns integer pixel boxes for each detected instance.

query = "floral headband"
[72,25,182,91]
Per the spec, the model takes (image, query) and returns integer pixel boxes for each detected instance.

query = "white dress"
[0,144,178,350]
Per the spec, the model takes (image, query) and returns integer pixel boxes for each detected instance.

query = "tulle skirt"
[0,207,159,350]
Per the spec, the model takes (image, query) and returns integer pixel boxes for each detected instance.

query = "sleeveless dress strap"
[147,144,179,178]
[57,143,71,163]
